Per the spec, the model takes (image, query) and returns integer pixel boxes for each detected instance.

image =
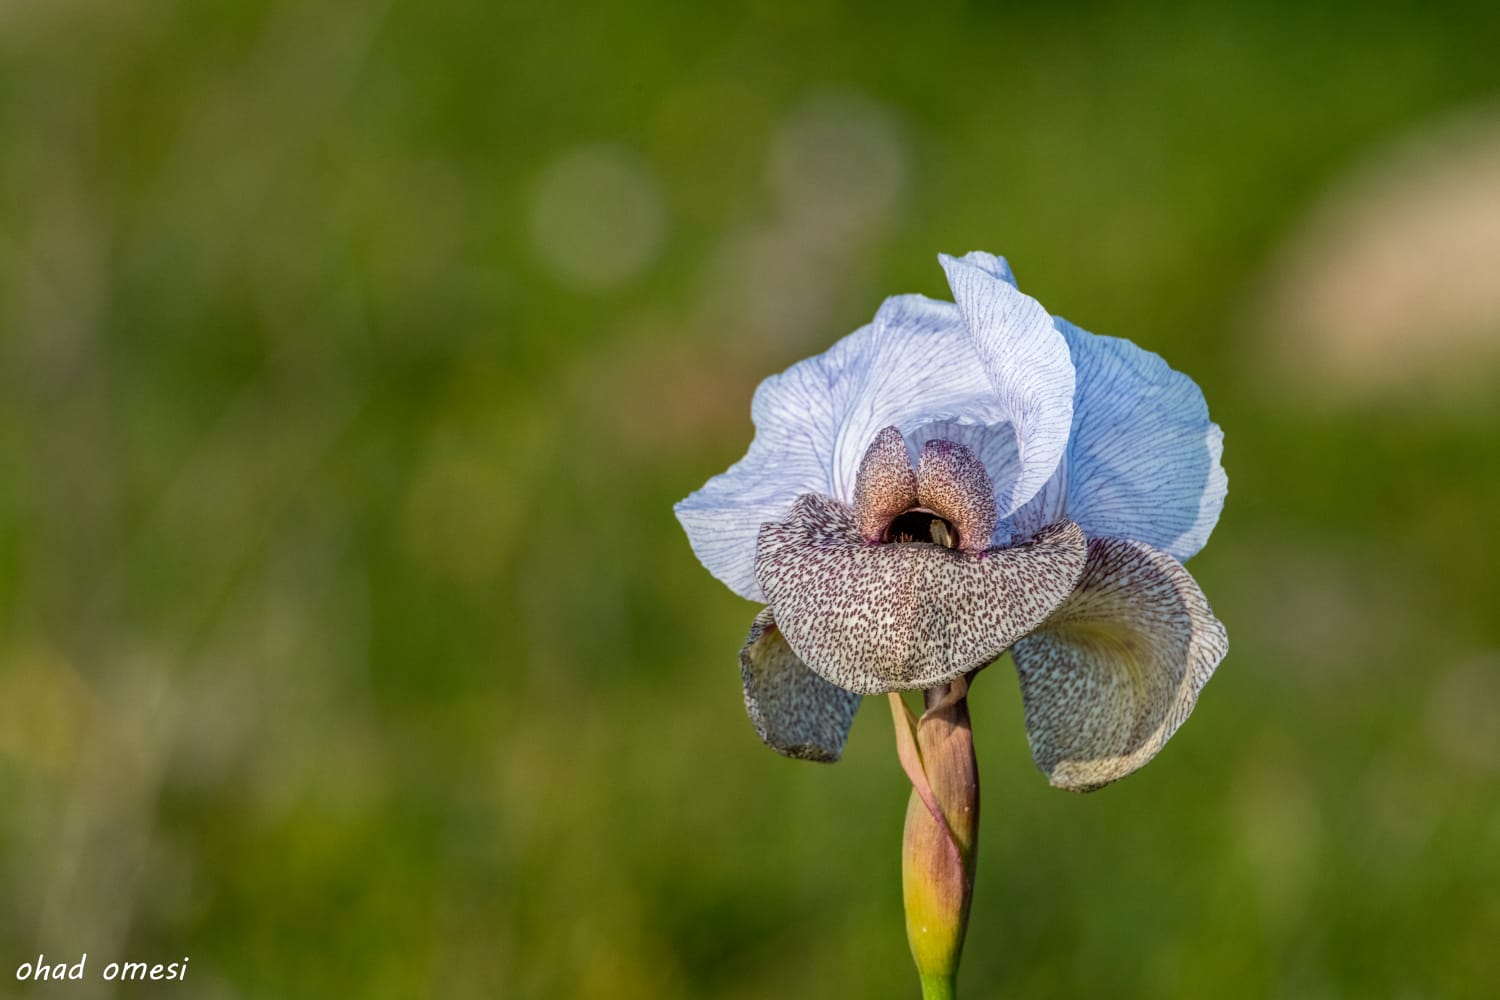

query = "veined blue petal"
[676,293,1012,600]
[1004,319,1226,562]
[962,251,1018,287]
[815,294,1019,499]
[940,252,1075,518]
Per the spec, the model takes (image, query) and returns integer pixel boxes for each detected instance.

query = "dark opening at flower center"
[883,509,959,549]
[851,426,996,555]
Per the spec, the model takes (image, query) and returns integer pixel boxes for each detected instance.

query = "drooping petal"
[1004,320,1227,562]
[915,439,997,554]
[676,293,1009,600]
[1010,536,1228,792]
[939,252,1075,518]
[756,494,1087,695]
[740,609,862,762]
[854,425,919,542]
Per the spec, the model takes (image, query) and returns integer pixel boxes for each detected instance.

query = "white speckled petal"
[676,292,1012,600]
[740,608,862,762]
[940,252,1075,518]
[756,494,1087,694]
[1005,320,1227,562]
[1011,536,1227,792]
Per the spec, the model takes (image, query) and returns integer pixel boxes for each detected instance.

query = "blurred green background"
[3,1,1500,997]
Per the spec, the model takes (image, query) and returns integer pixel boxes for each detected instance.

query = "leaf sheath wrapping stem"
[890,678,979,995]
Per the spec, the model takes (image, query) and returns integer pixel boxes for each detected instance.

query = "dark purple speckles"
[755,491,1087,695]
[915,438,997,553]
[1011,536,1228,792]
[739,609,863,761]
[853,426,919,543]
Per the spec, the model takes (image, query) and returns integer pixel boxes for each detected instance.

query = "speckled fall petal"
[1010,536,1228,792]
[756,493,1088,695]
[739,608,862,762]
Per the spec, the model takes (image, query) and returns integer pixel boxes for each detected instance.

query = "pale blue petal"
[676,293,1011,601]
[963,251,1018,287]
[675,494,801,603]
[816,294,1026,499]
[1004,319,1226,562]
[940,252,1075,518]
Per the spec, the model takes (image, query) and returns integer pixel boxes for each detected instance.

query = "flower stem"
[890,678,979,999]
[919,972,959,1000]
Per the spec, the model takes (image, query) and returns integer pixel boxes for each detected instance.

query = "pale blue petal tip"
[938,250,1018,288]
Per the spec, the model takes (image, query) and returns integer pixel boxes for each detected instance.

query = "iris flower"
[674,251,1226,994]
[677,250,1226,783]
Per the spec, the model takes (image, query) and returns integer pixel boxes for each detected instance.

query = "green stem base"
[919,972,958,1000]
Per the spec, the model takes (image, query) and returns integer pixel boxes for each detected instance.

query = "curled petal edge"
[1011,536,1228,792]
[939,252,1075,519]
[740,609,862,762]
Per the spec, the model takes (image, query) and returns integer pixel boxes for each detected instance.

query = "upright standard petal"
[676,293,1010,600]
[1004,320,1227,562]
[1010,536,1227,792]
[756,494,1087,694]
[939,252,1075,519]
[740,609,862,762]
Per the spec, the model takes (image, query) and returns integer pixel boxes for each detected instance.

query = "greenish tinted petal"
[1011,536,1228,792]
[740,609,862,762]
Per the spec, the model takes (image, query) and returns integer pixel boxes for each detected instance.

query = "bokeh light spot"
[1257,104,1500,399]
[769,89,908,238]
[529,143,668,292]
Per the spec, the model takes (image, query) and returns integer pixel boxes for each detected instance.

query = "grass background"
[2,1,1499,997]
